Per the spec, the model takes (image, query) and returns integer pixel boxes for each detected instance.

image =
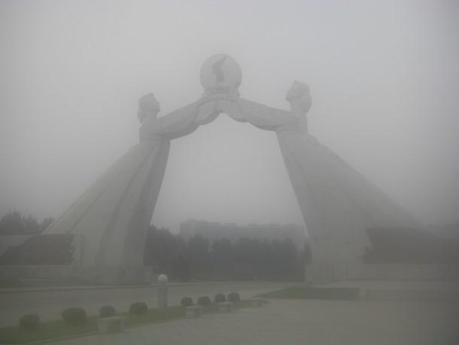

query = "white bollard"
[157,273,168,309]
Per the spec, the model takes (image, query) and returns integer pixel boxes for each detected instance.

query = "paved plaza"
[50,298,458,345]
[1,281,458,344]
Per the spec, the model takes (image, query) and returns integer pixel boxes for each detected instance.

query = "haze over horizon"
[1,0,458,233]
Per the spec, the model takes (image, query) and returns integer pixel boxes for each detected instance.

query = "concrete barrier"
[306,263,459,283]
[97,316,125,333]
[216,302,233,312]
[185,305,203,318]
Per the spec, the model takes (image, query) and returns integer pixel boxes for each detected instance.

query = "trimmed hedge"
[180,297,193,307]
[18,314,40,330]
[227,292,240,303]
[197,296,211,306]
[99,305,116,318]
[61,308,87,326]
[214,293,226,303]
[129,302,148,315]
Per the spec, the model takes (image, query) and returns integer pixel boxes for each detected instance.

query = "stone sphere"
[200,54,242,94]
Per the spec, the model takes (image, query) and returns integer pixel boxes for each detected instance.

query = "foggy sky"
[1,0,458,231]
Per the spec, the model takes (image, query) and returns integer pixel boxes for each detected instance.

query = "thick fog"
[1,0,458,231]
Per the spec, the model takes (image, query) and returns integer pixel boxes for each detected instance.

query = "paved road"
[0,282,288,327]
[52,299,458,345]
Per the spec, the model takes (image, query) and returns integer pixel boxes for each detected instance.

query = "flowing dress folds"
[45,103,200,267]
[232,98,418,265]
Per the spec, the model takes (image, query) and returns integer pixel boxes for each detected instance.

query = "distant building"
[179,219,306,250]
[0,235,33,257]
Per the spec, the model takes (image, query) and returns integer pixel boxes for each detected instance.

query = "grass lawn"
[0,306,185,344]
[0,317,98,344]
[258,286,360,300]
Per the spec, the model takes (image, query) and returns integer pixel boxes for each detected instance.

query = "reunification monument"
[45,55,417,283]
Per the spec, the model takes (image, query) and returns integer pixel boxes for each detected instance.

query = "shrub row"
[62,308,87,326]
[129,302,148,315]
[228,292,240,303]
[180,292,240,307]
[197,296,212,306]
[19,314,40,330]
[99,305,116,318]
[18,291,242,329]
[180,297,193,307]
[214,293,226,303]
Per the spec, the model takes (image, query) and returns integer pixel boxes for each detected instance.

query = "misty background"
[0,0,458,233]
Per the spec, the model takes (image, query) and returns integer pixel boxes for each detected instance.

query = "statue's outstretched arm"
[222,97,291,131]
[158,101,206,139]
[159,93,228,139]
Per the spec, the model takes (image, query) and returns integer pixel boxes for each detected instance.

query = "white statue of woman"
[217,82,418,278]
[45,94,214,269]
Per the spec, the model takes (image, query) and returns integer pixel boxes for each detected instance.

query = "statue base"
[306,261,459,284]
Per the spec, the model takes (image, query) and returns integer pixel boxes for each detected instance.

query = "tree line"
[0,211,53,235]
[0,212,307,281]
[1,211,458,271]
[144,226,307,281]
